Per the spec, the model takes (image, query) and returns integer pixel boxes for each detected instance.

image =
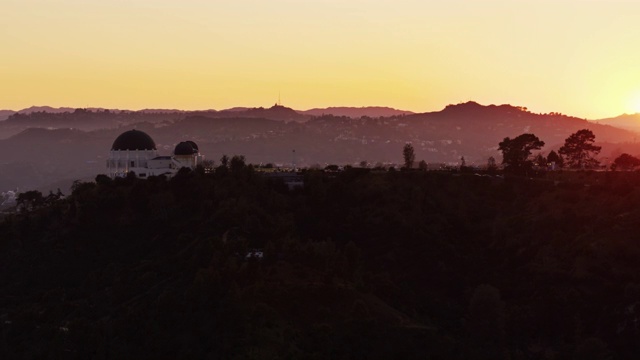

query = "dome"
[112,130,156,151]
[174,141,198,155]
[185,140,199,151]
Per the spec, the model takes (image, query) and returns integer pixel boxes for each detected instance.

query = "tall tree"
[498,133,545,173]
[487,156,497,172]
[559,129,601,169]
[220,155,229,167]
[403,143,415,169]
[547,150,563,168]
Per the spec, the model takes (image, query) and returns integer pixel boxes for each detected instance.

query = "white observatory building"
[107,129,204,178]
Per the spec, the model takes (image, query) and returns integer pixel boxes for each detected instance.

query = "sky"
[2,0,640,119]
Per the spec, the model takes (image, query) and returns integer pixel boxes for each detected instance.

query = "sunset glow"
[2,0,640,118]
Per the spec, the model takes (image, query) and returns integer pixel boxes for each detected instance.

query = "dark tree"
[547,150,564,168]
[16,190,44,212]
[230,155,246,172]
[220,154,229,167]
[418,160,428,171]
[498,133,545,173]
[403,143,415,169]
[201,159,215,170]
[559,129,601,169]
[533,153,547,168]
[613,153,640,170]
[487,156,497,171]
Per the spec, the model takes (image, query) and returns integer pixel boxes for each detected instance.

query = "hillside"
[300,106,414,118]
[2,168,640,358]
[0,101,638,193]
[0,105,306,139]
[0,110,16,121]
[594,113,640,132]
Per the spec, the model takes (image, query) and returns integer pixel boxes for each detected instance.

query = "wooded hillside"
[1,167,639,359]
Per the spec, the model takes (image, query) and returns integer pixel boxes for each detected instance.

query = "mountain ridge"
[300,106,414,118]
[3,102,637,121]
[593,113,640,132]
[0,101,637,193]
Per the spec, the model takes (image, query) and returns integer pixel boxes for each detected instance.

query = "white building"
[107,129,204,178]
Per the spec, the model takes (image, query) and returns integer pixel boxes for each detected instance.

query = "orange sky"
[2,0,640,119]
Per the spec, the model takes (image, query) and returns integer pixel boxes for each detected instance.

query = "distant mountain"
[0,110,16,121]
[403,101,635,153]
[17,106,76,114]
[2,101,640,193]
[593,113,640,132]
[220,104,306,121]
[221,107,250,112]
[0,109,180,139]
[137,109,187,114]
[300,106,414,118]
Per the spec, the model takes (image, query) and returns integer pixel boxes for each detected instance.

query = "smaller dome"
[174,141,198,155]
[112,130,156,151]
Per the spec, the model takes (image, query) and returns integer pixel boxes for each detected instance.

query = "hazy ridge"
[0,102,638,193]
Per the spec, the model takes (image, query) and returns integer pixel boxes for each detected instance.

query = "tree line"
[499,128,640,173]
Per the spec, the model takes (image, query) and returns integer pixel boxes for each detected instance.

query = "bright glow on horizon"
[2,0,640,119]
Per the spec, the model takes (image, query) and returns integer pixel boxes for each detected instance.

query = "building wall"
[107,149,158,177]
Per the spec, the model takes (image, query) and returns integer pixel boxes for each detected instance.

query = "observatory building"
[107,129,204,178]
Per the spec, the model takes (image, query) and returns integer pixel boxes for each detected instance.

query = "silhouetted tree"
[403,143,415,169]
[487,156,497,172]
[547,150,564,168]
[613,153,640,171]
[95,174,112,186]
[533,153,547,168]
[559,129,601,169]
[202,159,215,170]
[230,155,246,172]
[220,155,229,167]
[16,190,44,212]
[498,133,545,173]
[418,160,428,171]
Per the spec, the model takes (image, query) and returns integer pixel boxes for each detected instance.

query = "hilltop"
[594,113,640,132]
[299,106,414,118]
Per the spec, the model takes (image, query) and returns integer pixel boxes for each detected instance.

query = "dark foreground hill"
[2,167,640,358]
